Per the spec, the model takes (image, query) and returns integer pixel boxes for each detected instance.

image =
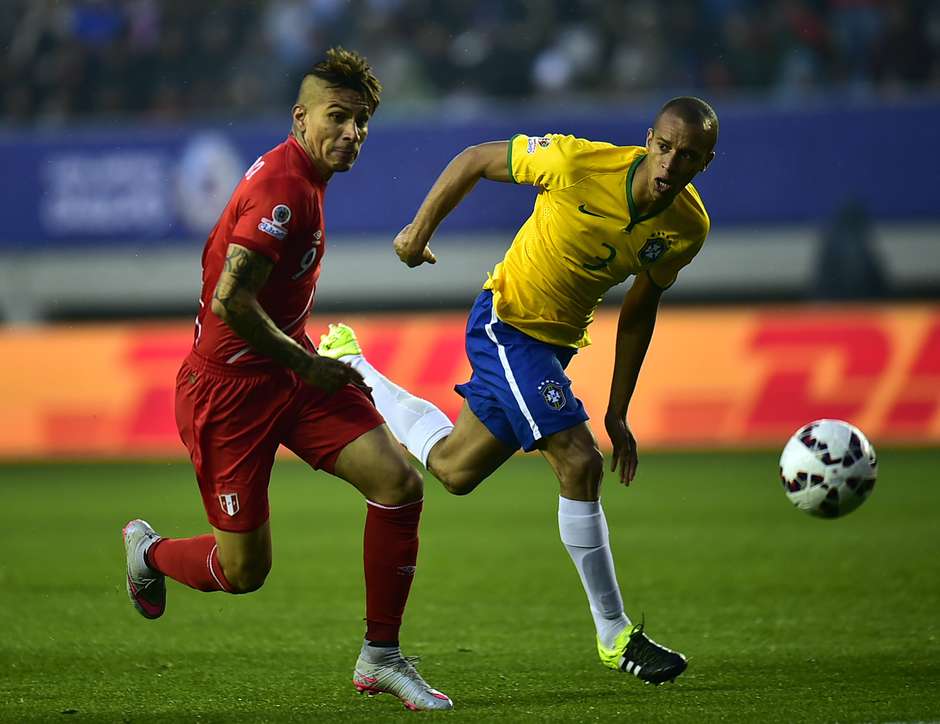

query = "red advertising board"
[0,305,937,458]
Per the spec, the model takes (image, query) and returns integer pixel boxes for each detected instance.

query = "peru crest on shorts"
[219,493,240,516]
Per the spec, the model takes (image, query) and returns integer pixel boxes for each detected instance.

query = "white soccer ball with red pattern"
[779,419,877,518]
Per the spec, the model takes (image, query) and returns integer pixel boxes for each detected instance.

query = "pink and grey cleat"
[122,519,165,619]
[353,653,453,711]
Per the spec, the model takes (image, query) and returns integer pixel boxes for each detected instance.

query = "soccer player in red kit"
[121,48,452,712]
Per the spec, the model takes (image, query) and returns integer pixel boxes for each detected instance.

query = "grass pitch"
[1,450,938,723]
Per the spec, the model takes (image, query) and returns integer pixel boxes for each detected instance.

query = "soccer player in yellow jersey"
[320,97,718,684]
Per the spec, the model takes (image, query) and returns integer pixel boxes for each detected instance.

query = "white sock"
[343,354,453,468]
[558,496,631,649]
[360,640,401,664]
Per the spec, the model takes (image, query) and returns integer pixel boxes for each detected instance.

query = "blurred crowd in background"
[2,0,937,124]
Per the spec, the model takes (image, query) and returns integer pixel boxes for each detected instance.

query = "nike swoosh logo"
[578,203,606,218]
[128,577,163,617]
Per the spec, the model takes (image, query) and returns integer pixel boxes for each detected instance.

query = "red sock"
[148,535,233,593]
[363,499,422,642]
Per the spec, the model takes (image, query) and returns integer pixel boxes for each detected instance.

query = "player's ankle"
[366,639,399,648]
[360,639,402,663]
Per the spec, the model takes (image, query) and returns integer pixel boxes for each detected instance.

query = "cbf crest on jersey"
[538,379,567,411]
[639,232,672,265]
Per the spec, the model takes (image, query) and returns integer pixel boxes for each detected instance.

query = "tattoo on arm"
[213,244,271,308]
[212,243,315,376]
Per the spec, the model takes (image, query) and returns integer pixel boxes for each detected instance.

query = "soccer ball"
[779,419,877,518]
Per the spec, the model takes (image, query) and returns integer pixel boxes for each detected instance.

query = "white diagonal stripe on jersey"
[282,286,317,335]
[224,287,316,365]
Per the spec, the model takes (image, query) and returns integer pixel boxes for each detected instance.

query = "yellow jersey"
[483,133,710,348]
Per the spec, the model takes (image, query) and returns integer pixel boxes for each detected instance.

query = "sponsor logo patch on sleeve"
[258,219,287,240]
[257,203,291,241]
[272,204,291,224]
[526,136,552,154]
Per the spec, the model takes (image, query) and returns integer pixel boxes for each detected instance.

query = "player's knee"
[557,446,604,499]
[222,558,271,594]
[398,465,425,503]
[433,464,483,496]
[377,461,424,506]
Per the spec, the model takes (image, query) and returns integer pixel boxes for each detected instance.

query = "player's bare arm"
[394,141,511,267]
[605,272,663,486]
[212,242,363,393]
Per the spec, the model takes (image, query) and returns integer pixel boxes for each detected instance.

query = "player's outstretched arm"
[394,141,511,267]
[605,272,664,485]
[211,242,365,393]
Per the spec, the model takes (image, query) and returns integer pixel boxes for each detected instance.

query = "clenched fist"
[393,223,437,267]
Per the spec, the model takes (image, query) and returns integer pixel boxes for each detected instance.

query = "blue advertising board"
[0,99,936,249]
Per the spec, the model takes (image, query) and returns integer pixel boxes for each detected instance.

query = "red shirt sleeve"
[229,177,308,264]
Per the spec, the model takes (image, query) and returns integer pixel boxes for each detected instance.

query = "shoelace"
[625,615,648,651]
[130,535,160,589]
[627,625,672,668]
[389,656,424,678]
[384,656,434,698]
[133,575,159,590]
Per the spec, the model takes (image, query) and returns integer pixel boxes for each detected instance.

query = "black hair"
[301,47,382,113]
[655,96,719,140]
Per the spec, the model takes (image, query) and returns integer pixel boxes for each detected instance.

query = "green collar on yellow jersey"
[624,154,672,232]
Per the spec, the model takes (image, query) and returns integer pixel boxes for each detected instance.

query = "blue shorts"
[455,290,589,452]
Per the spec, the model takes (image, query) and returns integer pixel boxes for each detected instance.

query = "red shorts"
[175,351,384,532]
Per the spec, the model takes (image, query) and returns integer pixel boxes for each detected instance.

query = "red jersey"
[194,135,326,367]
